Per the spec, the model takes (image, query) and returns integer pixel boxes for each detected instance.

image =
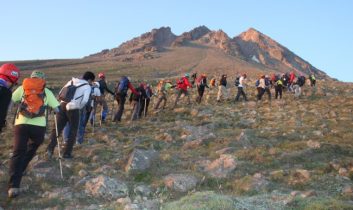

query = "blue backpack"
[116,76,129,94]
[255,80,260,87]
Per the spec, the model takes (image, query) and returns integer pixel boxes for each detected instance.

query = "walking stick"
[111,96,115,121]
[54,114,64,179]
[99,102,103,127]
[144,98,147,117]
[92,100,95,134]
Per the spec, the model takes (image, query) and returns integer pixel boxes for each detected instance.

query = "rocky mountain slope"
[1,80,353,209]
[88,26,328,79]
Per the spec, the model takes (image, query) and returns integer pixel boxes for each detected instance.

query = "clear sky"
[1,0,352,82]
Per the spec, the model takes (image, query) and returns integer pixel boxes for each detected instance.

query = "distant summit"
[88,26,327,78]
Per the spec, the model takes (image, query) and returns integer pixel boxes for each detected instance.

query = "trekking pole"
[99,103,103,127]
[54,114,64,179]
[144,98,147,117]
[92,100,95,134]
[12,103,20,126]
[111,97,115,121]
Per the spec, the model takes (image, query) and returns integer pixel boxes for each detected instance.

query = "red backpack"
[19,78,46,118]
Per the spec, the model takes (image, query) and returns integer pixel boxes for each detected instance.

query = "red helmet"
[98,72,105,79]
[0,63,20,84]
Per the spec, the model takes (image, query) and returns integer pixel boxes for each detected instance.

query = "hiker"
[216,74,228,102]
[8,71,60,198]
[264,75,272,100]
[173,73,192,108]
[0,63,20,134]
[289,71,296,91]
[209,77,216,89]
[196,74,209,104]
[97,73,115,124]
[309,74,316,87]
[139,83,153,117]
[191,73,197,85]
[113,76,139,122]
[47,71,95,159]
[154,80,173,110]
[130,83,147,121]
[256,75,266,101]
[62,81,101,144]
[293,80,301,98]
[281,73,289,91]
[235,73,248,102]
[274,74,284,99]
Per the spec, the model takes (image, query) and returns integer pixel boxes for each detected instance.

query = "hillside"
[1,80,353,209]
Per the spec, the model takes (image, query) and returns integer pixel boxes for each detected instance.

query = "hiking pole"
[144,98,147,117]
[92,100,95,134]
[99,103,103,127]
[111,97,115,121]
[54,114,64,179]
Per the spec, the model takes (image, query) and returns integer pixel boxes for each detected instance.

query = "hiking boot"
[8,188,20,198]
[63,154,73,159]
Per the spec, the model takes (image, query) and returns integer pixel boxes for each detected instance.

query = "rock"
[117,197,132,205]
[156,132,173,142]
[330,160,341,170]
[163,191,234,210]
[238,119,256,128]
[190,108,199,116]
[164,174,198,192]
[134,184,153,197]
[42,187,73,200]
[300,190,316,198]
[92,155,99,162]
[125,149,159,173]
[339,168,348,177]
[85,175,128,199]
[204,154,237,178]
[290,191,301,197]
[342,185,353,196]
[306,140,321,149]
[312,130,323,137]
[173,107,188,113]
[79,169,88,178]
[215,147,236,155]
[182,139,204,149]
[295,169,310,180]
[124,199,160,210]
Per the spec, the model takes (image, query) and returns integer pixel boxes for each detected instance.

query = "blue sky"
[1,0,352,82]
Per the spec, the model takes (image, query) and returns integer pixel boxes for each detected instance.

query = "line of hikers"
[0,63,317,198]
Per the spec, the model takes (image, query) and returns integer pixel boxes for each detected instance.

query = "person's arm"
[105,84,115,95]
[45,88,60,113]
[128,83,139,95]
[185,78,192,88]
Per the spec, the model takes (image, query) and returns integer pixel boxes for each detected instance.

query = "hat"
[30,70,45,79]
[184,73,190,78]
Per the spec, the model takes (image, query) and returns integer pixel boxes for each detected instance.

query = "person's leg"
[162,95,167,109]
[275,86,279,99]
[131,101,139,121]
[235,87,241,101]
[185,90,191,105]
[138,99,145,118]
[279,87,283,99]
[62,123,70,143]
[114,95,126,122]
[8,125,29,189]
[21,126,46,174]
[154,95,162,109]
[76,109,87,144]
[101,97,108,122]
[217,86,222,101]
[145,98,150,115]
[63,109,79,157]
[173,90,182,108]
[47,105,68,153]
[241,88,247,101]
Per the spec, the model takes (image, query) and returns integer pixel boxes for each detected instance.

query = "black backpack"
[234,77,240,87]
[59,80,88,103]
[298,76,305,87]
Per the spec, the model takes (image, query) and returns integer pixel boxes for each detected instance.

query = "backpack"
[116,76,129,94]
[298,76,305,87]
[210,78,216,86]
[265,78,271,86]
[255,80,260,87]
[19,78,46,118]
[177,77,184,85]
[59,80,88,103]
[234,77,240,87]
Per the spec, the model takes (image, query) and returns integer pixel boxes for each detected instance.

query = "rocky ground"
[1,80,353,210]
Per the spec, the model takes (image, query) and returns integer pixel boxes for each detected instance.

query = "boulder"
[85,175,128,199]
[306,140,321,149]
[134,184,153,197]
[342,185,353,196]
[125,149,159,173]
[204,154,237,178]
[164,174,198,192]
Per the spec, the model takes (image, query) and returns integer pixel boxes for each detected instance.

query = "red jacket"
[128,82,139,95]
[289,72,296,84]
[176,77,192,91]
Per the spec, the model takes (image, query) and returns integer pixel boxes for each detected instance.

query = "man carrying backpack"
[97,73,115,124]
[8,71,60,198]
[235,73,248,102]
[0,63,20,134]
[139,84,153,117]
[47,71,95,159]
[264,75,272,100]
[113,76,139,122]
[257,75,266,101]
[62,81,101,144]
[130,83,147,121]
[196,74,209,104]
[274,74,284,99]
[173,73,193,108]
[217,74,228,102]
[309,74,316,87]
